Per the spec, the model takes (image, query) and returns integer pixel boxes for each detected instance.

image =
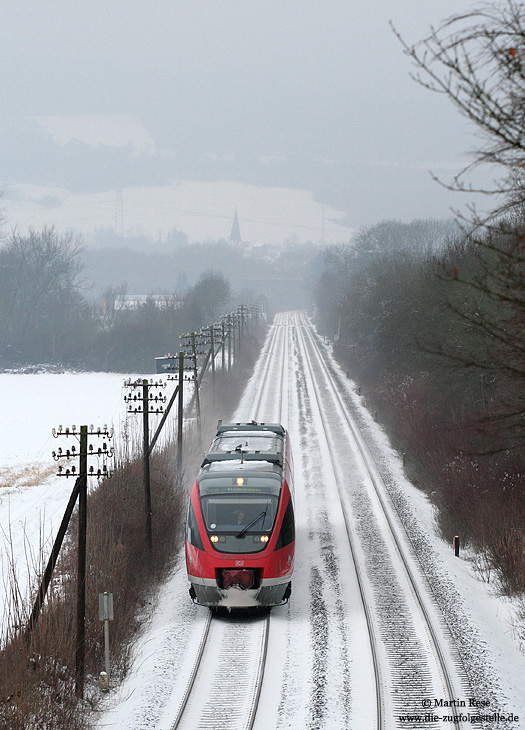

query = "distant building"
[229,210,242,247]
[248,243,281,261]
[114,294,182,311]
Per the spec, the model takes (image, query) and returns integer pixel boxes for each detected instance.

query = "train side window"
[187,502,204,550]
[275,498,295,549]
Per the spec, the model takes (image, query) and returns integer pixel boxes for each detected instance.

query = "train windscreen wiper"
[236,503,269,538]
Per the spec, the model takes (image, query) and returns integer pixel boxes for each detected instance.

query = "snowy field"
[0,372,175,627]
[1,180,353,247]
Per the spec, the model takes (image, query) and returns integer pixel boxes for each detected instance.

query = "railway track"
[170,612,270,730]
[168,311,469,730]
[293,311,467,730]
[169,314,289,730]
[94,311,505,730]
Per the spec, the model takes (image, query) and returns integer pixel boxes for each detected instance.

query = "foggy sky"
[1,1,485,228]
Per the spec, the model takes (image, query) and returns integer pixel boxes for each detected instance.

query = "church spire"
[229,210,242,247]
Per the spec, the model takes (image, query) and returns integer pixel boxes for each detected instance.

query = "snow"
[0,372,173,625]
[35,114,156,156]
[1,181,353,247]
[0,320,524,729]
[317,337,525,726]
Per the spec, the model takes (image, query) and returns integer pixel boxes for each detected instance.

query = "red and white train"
[185,421,295,609]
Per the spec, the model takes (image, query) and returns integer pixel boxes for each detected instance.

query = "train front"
[185,426,295,609]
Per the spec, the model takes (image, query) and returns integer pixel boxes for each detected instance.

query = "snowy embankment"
[0,372,172,629]
[318,337,525,725]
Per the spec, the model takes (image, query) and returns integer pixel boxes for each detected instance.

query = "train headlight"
[210,535,219,543]
[260,535,269,543]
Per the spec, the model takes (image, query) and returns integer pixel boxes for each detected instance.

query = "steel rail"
[299,313,464,730]
[246,612,271,730]
[250,313,283,420]
[246,311,290,727]
[273,311,289,425]
[169,611,212,730]
[292,312,384,730]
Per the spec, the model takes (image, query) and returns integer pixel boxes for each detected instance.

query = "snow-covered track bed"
[168,315,285,730]
[294,312,471,730]
[170,611,270,730]
[249,312,284,420]
[248,311,289,425]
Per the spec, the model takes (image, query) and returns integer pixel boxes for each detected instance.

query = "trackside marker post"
[453,535,460,557]
[99,592,114,690]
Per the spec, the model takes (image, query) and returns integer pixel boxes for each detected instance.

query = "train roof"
[202,452,283,467]
[200,460,282,477]
[202,421,286,470]
[215,421,285,436]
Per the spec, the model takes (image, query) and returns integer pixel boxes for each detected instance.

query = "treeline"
[81,237,319,311]
[314,217,525,595]
[0,227,233,372]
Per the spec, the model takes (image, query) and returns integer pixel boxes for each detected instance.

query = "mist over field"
[0,0,485,246]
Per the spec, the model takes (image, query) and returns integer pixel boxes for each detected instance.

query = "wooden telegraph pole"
[124,379,166,554]
[210,324,216,389]
[24,476,82,645]
[41,424,114,699]
[75,425,88,698]
[190,332,202,441]
[232,313,236,366]
[177,351,184,477]
[228,314,232,371]
[142,381,153,553]
[221,319,226,372]
[237,308,243,353]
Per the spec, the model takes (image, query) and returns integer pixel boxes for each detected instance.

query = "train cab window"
[201,496,278,532]
[275,498,295,549]
[187,502,204,550]
[200,495,279,553]
[210,432,283,455]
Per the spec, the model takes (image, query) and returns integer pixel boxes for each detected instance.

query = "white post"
[104,593,110,680]
[99,592,114,691]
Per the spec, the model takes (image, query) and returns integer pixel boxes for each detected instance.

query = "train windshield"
[200,495,278,533]
[209,433,282,454]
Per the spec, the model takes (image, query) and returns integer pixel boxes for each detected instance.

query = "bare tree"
[0,227,87,364]
[392,3,525,451]
[393,1,525,225]
[184,270,231,328]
